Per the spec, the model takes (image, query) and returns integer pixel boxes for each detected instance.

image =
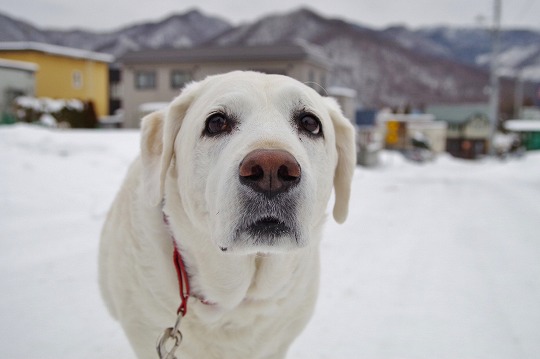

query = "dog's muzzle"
[232,149,303,249]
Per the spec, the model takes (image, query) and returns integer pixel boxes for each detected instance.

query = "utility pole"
[488,0,501,155]
[514,69,524,119]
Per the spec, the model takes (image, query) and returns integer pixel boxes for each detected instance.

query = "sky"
[1,0,539,32]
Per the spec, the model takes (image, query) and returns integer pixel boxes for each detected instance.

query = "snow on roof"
[0,42,113,63]
[0,58,39,72]
[504,120,540,132]
[138,102,169,113]
[427,103,489,123]
[120,44,330,68]
[377,112,436,123]
[327,87,357,98]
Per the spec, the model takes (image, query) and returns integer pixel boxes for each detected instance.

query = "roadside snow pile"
[1,124,539,359]
[15,96,84,113]
[14,97,95,128]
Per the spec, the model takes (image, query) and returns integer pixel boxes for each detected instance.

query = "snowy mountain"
[0,12,50,43]
[383,26,540,80]
[1,8,539,106]
[0,10,232,57]
[208,8,492,106]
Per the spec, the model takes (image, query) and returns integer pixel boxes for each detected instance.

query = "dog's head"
[141,71,355,254]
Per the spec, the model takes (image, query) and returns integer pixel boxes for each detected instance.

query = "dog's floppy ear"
[325,97,356,223]
[140,83,197,206]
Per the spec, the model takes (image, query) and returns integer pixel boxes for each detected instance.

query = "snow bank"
[1,124,539,359]
[15,96,85,114]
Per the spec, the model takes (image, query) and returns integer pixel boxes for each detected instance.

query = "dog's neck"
[158,179,322,329]
[162,207,313,314]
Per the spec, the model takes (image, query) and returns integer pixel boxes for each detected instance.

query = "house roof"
[0,42,113,63]
[505,120,540,132]
[427,104,489,124]
[119,43,330,68]
[0,58,39,72]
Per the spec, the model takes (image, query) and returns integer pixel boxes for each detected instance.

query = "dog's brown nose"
[239,149,301,197]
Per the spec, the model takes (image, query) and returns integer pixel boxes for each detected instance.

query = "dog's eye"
[204,113,233,136]
[299,114,322,136]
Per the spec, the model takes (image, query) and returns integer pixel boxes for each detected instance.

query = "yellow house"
[0,42,113,117]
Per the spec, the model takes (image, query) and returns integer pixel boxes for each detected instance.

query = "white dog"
[99,71,356,359]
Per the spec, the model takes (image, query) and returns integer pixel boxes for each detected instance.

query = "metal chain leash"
[158,211,190,359]
[156,311,184,359]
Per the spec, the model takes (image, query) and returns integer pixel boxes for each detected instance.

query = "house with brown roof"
[118,43,331,128]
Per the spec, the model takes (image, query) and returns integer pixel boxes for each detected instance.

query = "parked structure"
[377,111,447,154]
[354,109,383,167]
[428,104,490,159]
[0,42,113,118]
[0,58,38,124]
[504,120,540,150]
[521,106,540,121]
[505,107,540,151]
[118,44,331,128]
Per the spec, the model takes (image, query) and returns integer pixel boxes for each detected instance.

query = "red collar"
[163,212,190,315]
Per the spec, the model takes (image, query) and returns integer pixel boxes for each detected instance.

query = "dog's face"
[141,71,355,254]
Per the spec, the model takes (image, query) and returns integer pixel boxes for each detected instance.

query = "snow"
[138,102,169,113]
[497,45,539,68]
[1,124,540,359]
[521,65,540,81]
[0,42,114,63]
[505,120,540,132]
[15,96,85,113]
[39,113,57,127]
[0,58,39,72]
[327,87,357,98]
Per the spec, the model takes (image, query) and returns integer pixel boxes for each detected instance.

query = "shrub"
[13,97,98,129]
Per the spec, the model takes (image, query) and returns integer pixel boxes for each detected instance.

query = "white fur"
[99,71,356,359]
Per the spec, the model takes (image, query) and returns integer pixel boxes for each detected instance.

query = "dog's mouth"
[225,213,299,252]
[220,185,306,253]
[246,216,291,238]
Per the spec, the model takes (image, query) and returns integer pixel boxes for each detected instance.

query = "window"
[170,71,191,89]
[72,70,83,89]
[109,82,121,100]
[135,71,156,90]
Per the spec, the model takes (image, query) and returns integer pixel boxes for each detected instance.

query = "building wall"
[121,61,328,128]
[463,116,490,139]
[0,67,35,114]
[446,138,487,159]
[408,121,447,153]
[0,51,109,117]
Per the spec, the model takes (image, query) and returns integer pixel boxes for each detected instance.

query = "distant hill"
[382,26,540,80]
[206,8,494,106]
[0,10,232,57]
[2,8,539,107]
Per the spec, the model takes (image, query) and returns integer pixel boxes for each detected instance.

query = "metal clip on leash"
[156,310,184,359]
[157,213,191,359]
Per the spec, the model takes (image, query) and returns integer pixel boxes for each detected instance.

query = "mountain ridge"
[1,8,539,107]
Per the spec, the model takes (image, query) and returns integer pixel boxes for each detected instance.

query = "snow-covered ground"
[1,124,539,359]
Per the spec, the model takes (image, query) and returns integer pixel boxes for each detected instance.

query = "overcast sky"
[1,0,539,32]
